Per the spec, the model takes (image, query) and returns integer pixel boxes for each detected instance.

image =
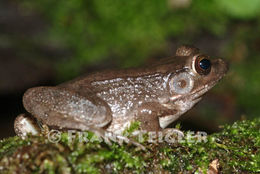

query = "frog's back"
[59,56,186,89]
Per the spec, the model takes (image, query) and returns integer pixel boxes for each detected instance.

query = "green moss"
[0,118,259,173]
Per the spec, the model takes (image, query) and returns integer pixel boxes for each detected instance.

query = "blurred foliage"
[19,0,260,66]
[19,0,234,71]
[17,0,260,118]
[217,0,260,19]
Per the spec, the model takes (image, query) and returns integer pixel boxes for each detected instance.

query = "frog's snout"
[212,58,229,77]
[218,58,229,74]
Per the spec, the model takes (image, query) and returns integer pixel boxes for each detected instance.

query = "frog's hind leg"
[22,87,145,149]
[22,86,113,128]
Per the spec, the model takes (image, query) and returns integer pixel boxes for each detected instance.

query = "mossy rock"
[0,118,259,173]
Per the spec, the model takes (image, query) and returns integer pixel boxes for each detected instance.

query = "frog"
[14,45,228,146]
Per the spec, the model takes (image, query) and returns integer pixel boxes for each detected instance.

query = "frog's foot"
[14,113,41,138]
[93,129,145,150]
[161,128,184,143]
[162,128,184,137]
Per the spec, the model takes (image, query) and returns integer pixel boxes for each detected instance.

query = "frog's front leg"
[15,86,112,138]
[136,102,184,137]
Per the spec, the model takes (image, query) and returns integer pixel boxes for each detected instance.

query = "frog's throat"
[159,97,201,129]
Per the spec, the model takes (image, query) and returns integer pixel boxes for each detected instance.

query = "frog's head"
[159,45,228,128]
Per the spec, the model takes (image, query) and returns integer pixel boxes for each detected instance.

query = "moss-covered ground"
[0,118,259,173]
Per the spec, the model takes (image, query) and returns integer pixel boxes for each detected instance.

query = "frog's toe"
[163,128,184,140]
[14,113,40,138]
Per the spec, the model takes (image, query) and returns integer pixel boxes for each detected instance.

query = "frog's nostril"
[215,58,229,74]
[221,59,229,73]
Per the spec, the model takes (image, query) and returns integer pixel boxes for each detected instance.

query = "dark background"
[1,0,260,138]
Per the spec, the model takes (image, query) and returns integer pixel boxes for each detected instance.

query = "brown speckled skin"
[19,46,228,135]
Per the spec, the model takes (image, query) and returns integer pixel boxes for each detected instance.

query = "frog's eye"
[195,55,211,75]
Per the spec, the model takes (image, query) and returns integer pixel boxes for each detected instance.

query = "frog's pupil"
[199,59,211,70]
